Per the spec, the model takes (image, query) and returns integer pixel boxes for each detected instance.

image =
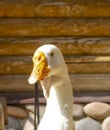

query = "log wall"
[0,0,110,103]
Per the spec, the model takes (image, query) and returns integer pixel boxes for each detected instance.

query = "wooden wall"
[0,0,110,103]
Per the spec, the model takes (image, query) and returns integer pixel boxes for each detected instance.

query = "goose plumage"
[28,44,74,130]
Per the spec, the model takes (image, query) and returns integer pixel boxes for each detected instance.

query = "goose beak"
[28,51,50,84]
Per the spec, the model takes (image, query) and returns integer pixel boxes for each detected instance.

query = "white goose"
[28,44,74,130]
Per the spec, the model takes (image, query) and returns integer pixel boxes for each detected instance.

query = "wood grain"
[39,92,110,104]
[68,63,110,74]
[74,92,110,103]
[66,56,110,63]
[0,0,110,17]
[0,56,32,75]
[0,92,110,104]
[0,18,110,36]
[1,37,110,56]
[0,92,34,104]
[0,56,110,74]
[71,74,110,91]
[0,0,110,104]
[0,74,110,92]
[0,75,34,92]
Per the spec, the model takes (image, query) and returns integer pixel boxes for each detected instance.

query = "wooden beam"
[71,74,110,91]
[0,56,31,75]
[74,92,110,103]
[0,75,34,92]
[1,37,110,56]
[68,63,110,74]
[0,56,110,74]
[0,92,110,104]
[0,93,34,104]
[0,18,110,36]
[0,0,110,17]
[66,56,110,63]
[1,74,110,92]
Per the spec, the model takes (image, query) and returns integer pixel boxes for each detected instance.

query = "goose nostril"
[38,57,41,61]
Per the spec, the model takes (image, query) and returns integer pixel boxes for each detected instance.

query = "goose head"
[28,44,66,85]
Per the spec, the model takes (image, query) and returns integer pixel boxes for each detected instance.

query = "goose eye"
[50,52,54,57]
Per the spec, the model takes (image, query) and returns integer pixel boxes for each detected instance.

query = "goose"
[28,44,74,130]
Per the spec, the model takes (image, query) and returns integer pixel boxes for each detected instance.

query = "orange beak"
[28,51,50,84]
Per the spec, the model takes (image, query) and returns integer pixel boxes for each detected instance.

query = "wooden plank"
[74,92,110,103]
[66,56,110,63]
[0,0,110,17]
[68,63,110,74]
[0,92,34,104]
[1,37,110,56]
[0,18,110,36]
[30,92,110,104]
[0,56,31,75]
[0,74,110,92]
[39,91,110,103]
[0,92,110,104]
[0,75,34,92]
[1,56,110,74]
[71,74,110,91]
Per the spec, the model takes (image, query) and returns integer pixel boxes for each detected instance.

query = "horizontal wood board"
[0,0,110,17]
[0,92,110,104]
[0,18,110,36]
[1,56,110,74]
[1,37,110,56]
[0,74,110,92]
[0,0,110,104]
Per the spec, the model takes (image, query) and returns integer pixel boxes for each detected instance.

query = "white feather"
[37,44,74,130]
